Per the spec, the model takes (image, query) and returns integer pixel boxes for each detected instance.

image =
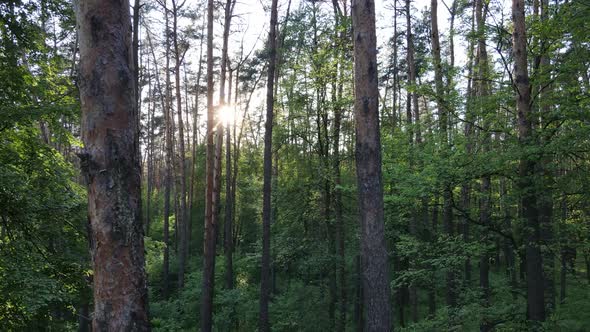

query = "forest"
[1,0,589,330]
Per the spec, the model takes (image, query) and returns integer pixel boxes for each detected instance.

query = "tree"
[351,0,392,329]
[259,0,279,329]
[222,0,237,291]
[200,0,217,328]
[512,0,545,324]
[474,0,492,329]
[74,0,150,329]
[171,0,189,289]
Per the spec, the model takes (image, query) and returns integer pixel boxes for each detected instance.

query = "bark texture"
[351,0,392,330]
[259,0,278,329]
[75,0,150,330]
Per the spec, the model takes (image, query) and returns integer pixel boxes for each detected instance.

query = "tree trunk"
[352,0,393,329]
[221,0,236,292]
[431,0,456,309]
[406,0,419,320]
[475,0,491,330]
[200,0,217,327]
[75,0,150,329]
[172,0,188,289]
[538,0,555,315]
[560,249,566,304]
[331,3,347,330]
[513,0,545,323]
[133,0,141,147]
[145,20,171,300]
[259,0,278,329]
[189,15,206,255]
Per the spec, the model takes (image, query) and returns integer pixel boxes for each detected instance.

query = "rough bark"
[352,0,393,329]
[75,0,150,329]
[132,0,141,143]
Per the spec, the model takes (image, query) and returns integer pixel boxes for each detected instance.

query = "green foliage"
[0,127,88,330]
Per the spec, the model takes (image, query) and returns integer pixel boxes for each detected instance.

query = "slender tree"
[259,0,279,329]
[221,0,237,291]
[201,0,217,328]
[512,0,545,323]
[474,1,492,330]
[171,0,188,289]
[405,0,417,320]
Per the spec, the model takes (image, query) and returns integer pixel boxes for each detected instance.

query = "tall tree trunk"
[331,2,347,330]
[133,0,141,146]
[172,0,188,289]
[406,0,419,320]
[462,3,476,286]
[513,0,545,323]
[145,21,171,300]
[474,0,492,330]
[163,0,176,298]
[75,0,150,329]
[222,0,236,292]
[145,43,154,237]
[189,15,206,253]
[352,0,393,329]
[431,0,456,309]
[538,0,555,315]
[391,0,398,132]
[200,0,217,328]
[259,0,278,329]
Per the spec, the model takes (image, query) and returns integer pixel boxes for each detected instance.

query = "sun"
[218,105,235,125]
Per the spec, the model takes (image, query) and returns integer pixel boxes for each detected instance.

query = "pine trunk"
[75,0,150,329]
[352,0,393,329]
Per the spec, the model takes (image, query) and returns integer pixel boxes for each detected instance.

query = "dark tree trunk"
[132,0,141,140]
[172,0,188,289]
[352,0,393,329]
[331,3,347,329]
[475,0,492,330]
[513,0,545,323]
[163,0,175,300]
[538,0,555,315]
[221,0,236,292]
[200,0,217,328]
[431,0,456,309]
[560,249,566,303]
[189,16,206,255]
[462,0,477,287]
[354,254,364,332]
[77,303,90,332]
[75,0,150,329]
[145,22,171,300]
[259,0,278,329]
[406,0,419,320]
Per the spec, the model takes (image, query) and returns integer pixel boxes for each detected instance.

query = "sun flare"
[218,105,236,125]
